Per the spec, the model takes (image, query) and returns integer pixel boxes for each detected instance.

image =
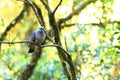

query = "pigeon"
[28,25,46,53]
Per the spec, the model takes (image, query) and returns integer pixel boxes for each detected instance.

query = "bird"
[28,25,46,53]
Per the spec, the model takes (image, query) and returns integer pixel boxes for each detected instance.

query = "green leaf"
[105,28,111,32]
[117,36,120,40]
[114,32,119,34]
[102,0,113,4]
[115,46,120,49]
[116,25,120,30]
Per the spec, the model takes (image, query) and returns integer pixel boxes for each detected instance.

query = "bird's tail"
[28,48,34,53]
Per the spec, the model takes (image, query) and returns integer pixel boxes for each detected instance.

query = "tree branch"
[61,20,120,29]
[39,4,76,80]
[40,0,77,79]
[0,3,28,41]
[61,23,103,28]
[0,40,72,64]
[23,0,43,26]
[0,40,57,47]
[40,0,51,13]
[33,2,46,27]
[52,0,62,15]
[18,46,42,80]
[0,40,31,44]
[58,0,97,26]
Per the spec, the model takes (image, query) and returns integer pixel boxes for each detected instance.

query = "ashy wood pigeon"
[28,25,46,53]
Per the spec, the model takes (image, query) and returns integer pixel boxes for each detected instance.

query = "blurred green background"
[0,0,120,80]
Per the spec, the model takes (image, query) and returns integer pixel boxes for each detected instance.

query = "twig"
[0,40,63,48]
[0,40,32,44]
[52,0,62,15]
[11,32,20,42]
[64,36,68,51]
[0,40,71,60]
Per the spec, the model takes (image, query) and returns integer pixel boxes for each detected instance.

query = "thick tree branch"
[18,46,42,80]
[41,0,76,79]
[48,13,72,79]
[58,0,97,25]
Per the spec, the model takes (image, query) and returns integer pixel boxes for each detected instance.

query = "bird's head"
[38,25,44,31]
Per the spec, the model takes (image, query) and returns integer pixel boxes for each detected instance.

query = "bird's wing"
[28,32,36,53]
[30,32,36,42]
[28,32,36,47]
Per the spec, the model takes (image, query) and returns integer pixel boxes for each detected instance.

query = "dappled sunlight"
[111,0,120,20]
[0,0,120,80]
[90,27,99,48]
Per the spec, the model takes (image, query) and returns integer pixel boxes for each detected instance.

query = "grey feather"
[28,32,36,53]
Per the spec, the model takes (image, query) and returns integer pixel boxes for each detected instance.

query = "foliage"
[0,0,120,80]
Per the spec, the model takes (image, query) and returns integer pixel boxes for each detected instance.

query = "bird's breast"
[35,31,46,44]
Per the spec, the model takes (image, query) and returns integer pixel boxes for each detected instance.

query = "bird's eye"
[40,29,43,31]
